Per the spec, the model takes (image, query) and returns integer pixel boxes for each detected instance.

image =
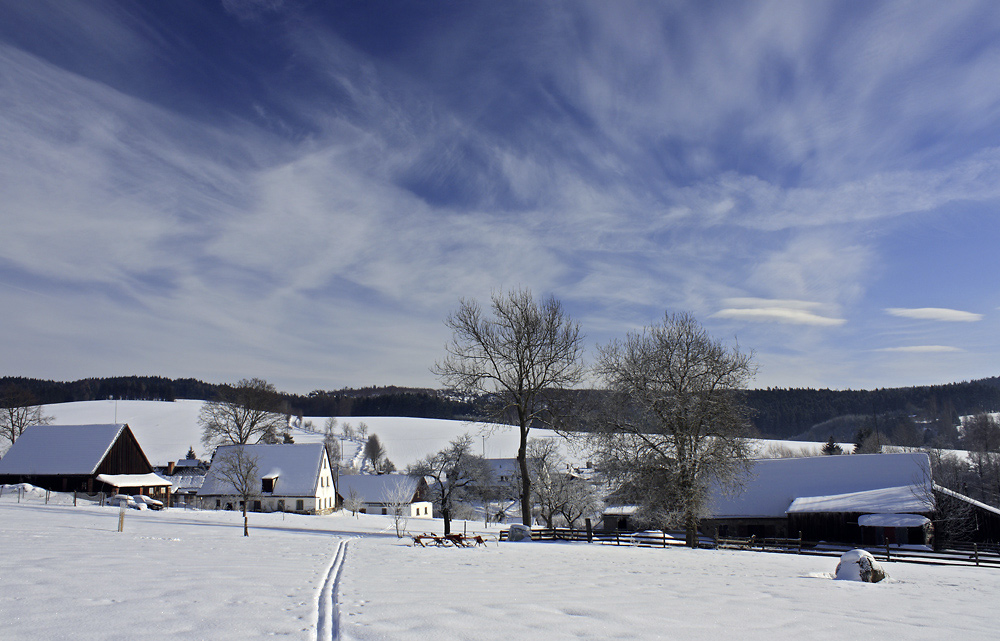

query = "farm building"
[702,452,934,545]
[338,474,432,517]
[198,443,337,514]
[0,424,171,503]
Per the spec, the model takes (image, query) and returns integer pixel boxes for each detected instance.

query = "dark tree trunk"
[518,422,532,526]
[443,507,452,535]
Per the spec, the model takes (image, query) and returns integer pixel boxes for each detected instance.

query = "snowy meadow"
[3,488,999,641]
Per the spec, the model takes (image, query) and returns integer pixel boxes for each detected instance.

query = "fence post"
[585,518,593,543]
[118,505,126,532]
[798,531,802,554]
[975,543,980,567]
[885,541,890,562]
[74,491,77,507]
[616,530,620,546]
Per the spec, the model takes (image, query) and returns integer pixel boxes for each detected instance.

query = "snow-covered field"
[3,487,1000,640]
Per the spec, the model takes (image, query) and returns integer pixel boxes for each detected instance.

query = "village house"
[337,473,432,517]
[198,443,337,514]
[0,424,172,504]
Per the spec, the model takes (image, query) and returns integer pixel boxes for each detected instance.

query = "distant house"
[702,452,934,545]
[337,474,432,517]
[156,459,210,508]
[0,424,172,503]
[198,443,337,515]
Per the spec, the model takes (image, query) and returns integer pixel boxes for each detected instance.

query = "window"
[262,478,275,493]
[252,500,261,512]
[277,499,285,511]
[296,499,304,511]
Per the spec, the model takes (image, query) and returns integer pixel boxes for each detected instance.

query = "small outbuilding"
[338,474,432,517]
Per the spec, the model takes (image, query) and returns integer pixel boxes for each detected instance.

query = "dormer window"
[262,472,279,493]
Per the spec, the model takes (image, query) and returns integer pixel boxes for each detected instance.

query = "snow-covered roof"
[0,424,128,475]
[200,444,329,497]
[707,452,932,519]
[858,513,930,527]
[338,474,420,504]
[786,485,932,515]
[934,483,1000,517]
[96,473,172,488]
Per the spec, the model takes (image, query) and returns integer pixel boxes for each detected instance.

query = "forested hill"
[745,378,1000,442]
[3,375,1000,443]
[0,376,478,421]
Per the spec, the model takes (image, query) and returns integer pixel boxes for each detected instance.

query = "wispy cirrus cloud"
[885,308,984,322]
[875,346,964,353]
[712,298,845,327]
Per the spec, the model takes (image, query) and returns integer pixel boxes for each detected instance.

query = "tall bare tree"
[409,434,491,535]
[0,386,53,452]
[212,445,261,537]
[591,312,756,547]
[199,378,286,449]
[435,288,584,526]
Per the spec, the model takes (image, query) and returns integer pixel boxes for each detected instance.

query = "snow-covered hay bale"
[835,549,888,583]
[507,524,532,542]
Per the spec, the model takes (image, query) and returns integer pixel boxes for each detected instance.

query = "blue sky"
[2,0,1000,394]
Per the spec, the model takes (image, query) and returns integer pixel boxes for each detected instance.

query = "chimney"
[167,461,176,476]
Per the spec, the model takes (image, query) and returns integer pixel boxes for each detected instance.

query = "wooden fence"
[499,526,1000,568]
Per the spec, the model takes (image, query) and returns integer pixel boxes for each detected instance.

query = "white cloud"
[885,308,984,322]
[712,306,845,327]
[875,346,964,353]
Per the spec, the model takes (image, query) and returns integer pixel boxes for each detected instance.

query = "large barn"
[0,424,171,503]
[703,452,934,546]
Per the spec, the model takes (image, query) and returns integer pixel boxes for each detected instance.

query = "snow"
[708,452,932,518]
[95,472,172,488]
[786,485,933,515]
[0,424,124,474]
[4,486,1000,640]
[200,443,328,497]
[858,514,930,527]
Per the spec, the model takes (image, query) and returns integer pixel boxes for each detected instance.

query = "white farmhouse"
[338,474,432,518]
[198,443,337,515]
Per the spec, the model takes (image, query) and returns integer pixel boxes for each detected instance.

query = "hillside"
[7,375,1000,445]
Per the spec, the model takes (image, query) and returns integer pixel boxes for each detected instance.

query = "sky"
[2,0,1000,395]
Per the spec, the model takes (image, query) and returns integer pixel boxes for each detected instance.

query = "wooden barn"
[702,452,934,546]
[0,424,171,503]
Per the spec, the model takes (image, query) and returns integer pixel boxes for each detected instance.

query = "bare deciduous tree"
[364,434,386,473]
[590,312,756,547]
[323,417,341,470]
[199,378,286,449]
[528,438,602,528]
[434,288,584,526]
[409,434,492,535]
[344,487,364,517]
[212,445,261,537]
[385,478,416,538]
[0,386,53,451]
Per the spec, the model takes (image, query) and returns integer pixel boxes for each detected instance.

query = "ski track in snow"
[317,539,349,641]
